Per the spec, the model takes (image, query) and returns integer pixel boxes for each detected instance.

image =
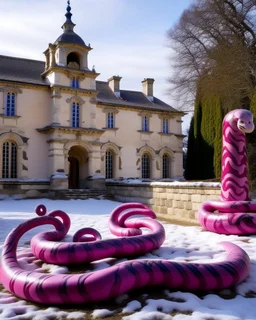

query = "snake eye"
[240,120,244,124]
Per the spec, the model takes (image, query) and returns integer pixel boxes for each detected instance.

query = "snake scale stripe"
[0,203,250,304]
[198,109,256,234]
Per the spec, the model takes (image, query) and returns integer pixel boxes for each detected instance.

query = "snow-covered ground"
[0,198,256,320]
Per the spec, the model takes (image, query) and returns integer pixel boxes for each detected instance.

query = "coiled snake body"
[198,109,256,234]
[0,203,250,304]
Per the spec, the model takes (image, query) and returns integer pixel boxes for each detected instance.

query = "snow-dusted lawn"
[0,198,256,320]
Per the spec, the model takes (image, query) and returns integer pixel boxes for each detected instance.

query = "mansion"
[0,2,184,195]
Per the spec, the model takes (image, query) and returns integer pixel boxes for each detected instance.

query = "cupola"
[43,1,92,73]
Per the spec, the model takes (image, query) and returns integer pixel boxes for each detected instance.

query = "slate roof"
[0,55,46,86]
[0,55,181,113]
[54,31,86,47]
[96,81,179,112]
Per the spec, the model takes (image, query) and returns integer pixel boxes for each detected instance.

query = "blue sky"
[0,0,194,131]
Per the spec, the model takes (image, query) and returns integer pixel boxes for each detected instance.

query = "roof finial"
[65,0,73,23]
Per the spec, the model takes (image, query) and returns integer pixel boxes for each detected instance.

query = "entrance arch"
[68,145,88,189]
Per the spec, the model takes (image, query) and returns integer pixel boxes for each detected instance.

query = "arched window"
[142,153,150,179]
[162,154,170,178]
[2,141,17,178]
[105,150,113,179]
[67,52,80,69]
[72,102,80,127]
[6,92,16,116]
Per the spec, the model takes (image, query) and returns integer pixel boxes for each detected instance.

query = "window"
[162,118,169,134]
[142,116,149,132]
[71,77,79,88]
[2,141,17,178]
[142,153,150,178]
[5,92,16,116]
[72,102,80,127]
[105,150,113,179]
[67,52,80,69]
[162,154,170,178]
[107,112,114,129]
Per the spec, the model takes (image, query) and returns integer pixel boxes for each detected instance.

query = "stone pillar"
[48,141,68,188]
[51,88,62,125]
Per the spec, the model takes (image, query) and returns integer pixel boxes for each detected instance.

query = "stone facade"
[106,181,221,224]
[0,3,184,192]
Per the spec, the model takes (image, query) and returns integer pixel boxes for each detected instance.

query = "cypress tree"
[184,116,196,180]
[213,100,223,179]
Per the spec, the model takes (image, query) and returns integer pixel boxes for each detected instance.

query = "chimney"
[142,78,154,101]
[108,76,122,97]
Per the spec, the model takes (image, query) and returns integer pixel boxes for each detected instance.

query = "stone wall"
[0,180,50,199]
[106,181,221,224]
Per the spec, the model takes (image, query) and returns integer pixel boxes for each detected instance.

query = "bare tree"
[167,0,256,111]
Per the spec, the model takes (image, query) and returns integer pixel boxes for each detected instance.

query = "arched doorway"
[68,145,88,189]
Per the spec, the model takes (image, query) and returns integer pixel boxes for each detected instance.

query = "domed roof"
[54,31,85,46]
[55,1,86,47]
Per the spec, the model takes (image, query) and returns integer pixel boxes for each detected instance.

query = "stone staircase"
[53,189,112,200]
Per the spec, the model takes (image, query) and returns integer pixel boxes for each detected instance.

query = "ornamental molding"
[0,86,23,93]
[66,95,85,105]
[102,107,119,114]
[137,110,152,117]
[158,114,174,120]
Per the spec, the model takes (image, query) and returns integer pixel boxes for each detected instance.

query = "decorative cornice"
[137,110,152,117]
[55,42,92,53]
[51,85,98,97]
[158,114,174,120]
[37,125,105,136]
[0,86,23,93]
[102,107,119,114]
[42,66,99,79]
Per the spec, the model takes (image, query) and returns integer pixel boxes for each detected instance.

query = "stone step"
[53,189,112,200]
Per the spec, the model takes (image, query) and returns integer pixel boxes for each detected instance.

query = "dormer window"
[67,52,80,70]
[71,77,79,88]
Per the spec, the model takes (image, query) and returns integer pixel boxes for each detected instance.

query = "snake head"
[234,109,254,133]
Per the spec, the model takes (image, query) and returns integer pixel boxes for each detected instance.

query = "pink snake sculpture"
[0,203,250,304]
[198,109,256,235]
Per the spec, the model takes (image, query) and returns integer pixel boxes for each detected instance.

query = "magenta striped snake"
[0,203,250,304]
[198,109,256,234]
